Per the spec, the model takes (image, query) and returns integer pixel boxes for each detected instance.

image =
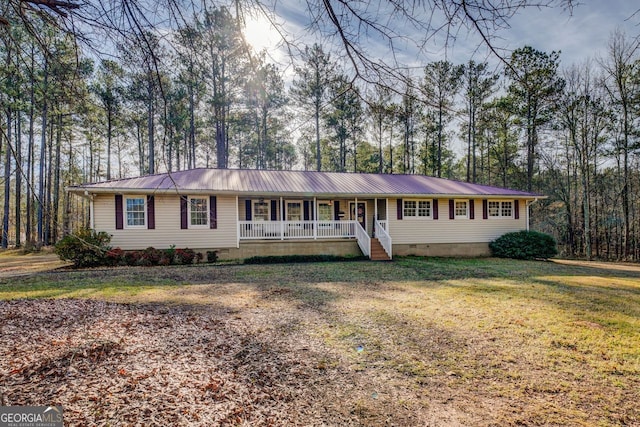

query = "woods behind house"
[1,3,639,260]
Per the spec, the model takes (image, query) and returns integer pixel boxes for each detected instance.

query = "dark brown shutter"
[449,199,455,220]
[270,200,277,221]
[433,199,438,220]
[245,200,252,221]
[514,200,520,219]
[303,200,310,221]
[397,199,403,220]
[147,195,155,229]
[482,199,488,220]
[115,195,123,230]
[334,201,340,220]
[469,199,475,220]
[209,196,217,229]
[180,196,188,229]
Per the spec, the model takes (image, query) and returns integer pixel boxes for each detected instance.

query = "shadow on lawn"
[2,257,640,312]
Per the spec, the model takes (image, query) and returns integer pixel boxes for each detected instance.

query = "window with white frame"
[286,201,302,221]
[404,199,432,218]
[488,200,513,218]
[253,200,270,221]
[455,200,468,219]
[125,196,146,227]
[189,197,209,227]
[318,201,333,221]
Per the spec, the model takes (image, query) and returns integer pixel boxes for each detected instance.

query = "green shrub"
[54,229,112,268]
[489,230,558,260]
[164,245,176,263]
[244,254,367,264]
[206,250,219,263]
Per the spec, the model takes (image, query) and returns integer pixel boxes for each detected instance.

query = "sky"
[496,1,639,66]
[243,1,640,72]
[240,1,638,156]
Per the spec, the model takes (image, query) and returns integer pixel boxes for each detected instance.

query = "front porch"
[236,197,392,260]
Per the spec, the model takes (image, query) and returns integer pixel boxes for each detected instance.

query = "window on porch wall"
[253,200,270,221]
[287,201,302,221]
[318,202,332,221]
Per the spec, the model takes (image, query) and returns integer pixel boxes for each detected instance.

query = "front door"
[350,202,366,231]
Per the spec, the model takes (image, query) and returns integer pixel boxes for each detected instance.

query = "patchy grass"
[1,257,639,426]
[0,248,70,278]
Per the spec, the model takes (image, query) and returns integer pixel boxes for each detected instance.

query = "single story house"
[67,168,542,260]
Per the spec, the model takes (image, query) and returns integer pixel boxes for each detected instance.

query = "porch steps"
[370,238,391,261]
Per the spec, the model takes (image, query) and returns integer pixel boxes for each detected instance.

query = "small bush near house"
[105,248,126,266]
[141,247,163,266]
[124,250,142,266]
[175,248,196,265]
[164,245,176,262]
[489,230,558,260]
[158,252,173,266]
[54,229,112,268]
[206,251,219,263]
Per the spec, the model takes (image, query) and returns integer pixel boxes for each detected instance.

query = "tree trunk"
[45,116,54,246]
[315,102,321,171]
[26,45,35,246]
[15,110,22,248]
[37,59,48,247]
[147,79,155,175]
[52,113,62,243]
[189,84,195,169]
[2,109,11,248]
[106,105,112,180]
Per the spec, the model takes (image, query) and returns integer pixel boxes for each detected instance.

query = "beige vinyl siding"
[93,194,237,250]
[388,198,528,244]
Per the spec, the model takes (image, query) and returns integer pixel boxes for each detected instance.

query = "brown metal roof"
[68,168,541,198]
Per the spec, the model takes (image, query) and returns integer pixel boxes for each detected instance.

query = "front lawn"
[0,258,638,425]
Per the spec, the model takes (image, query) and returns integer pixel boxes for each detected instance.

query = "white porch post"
[354,196,359,233]
[313,196,317,240]
[374,198,378,220]
[374,198,378,237]
[386,198,389,233]
[280,196,284,240]
[236,195,240,248]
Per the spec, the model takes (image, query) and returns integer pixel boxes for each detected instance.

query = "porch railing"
[374,219,392,259]
[355,221,371,257]
[238,220,357,240]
